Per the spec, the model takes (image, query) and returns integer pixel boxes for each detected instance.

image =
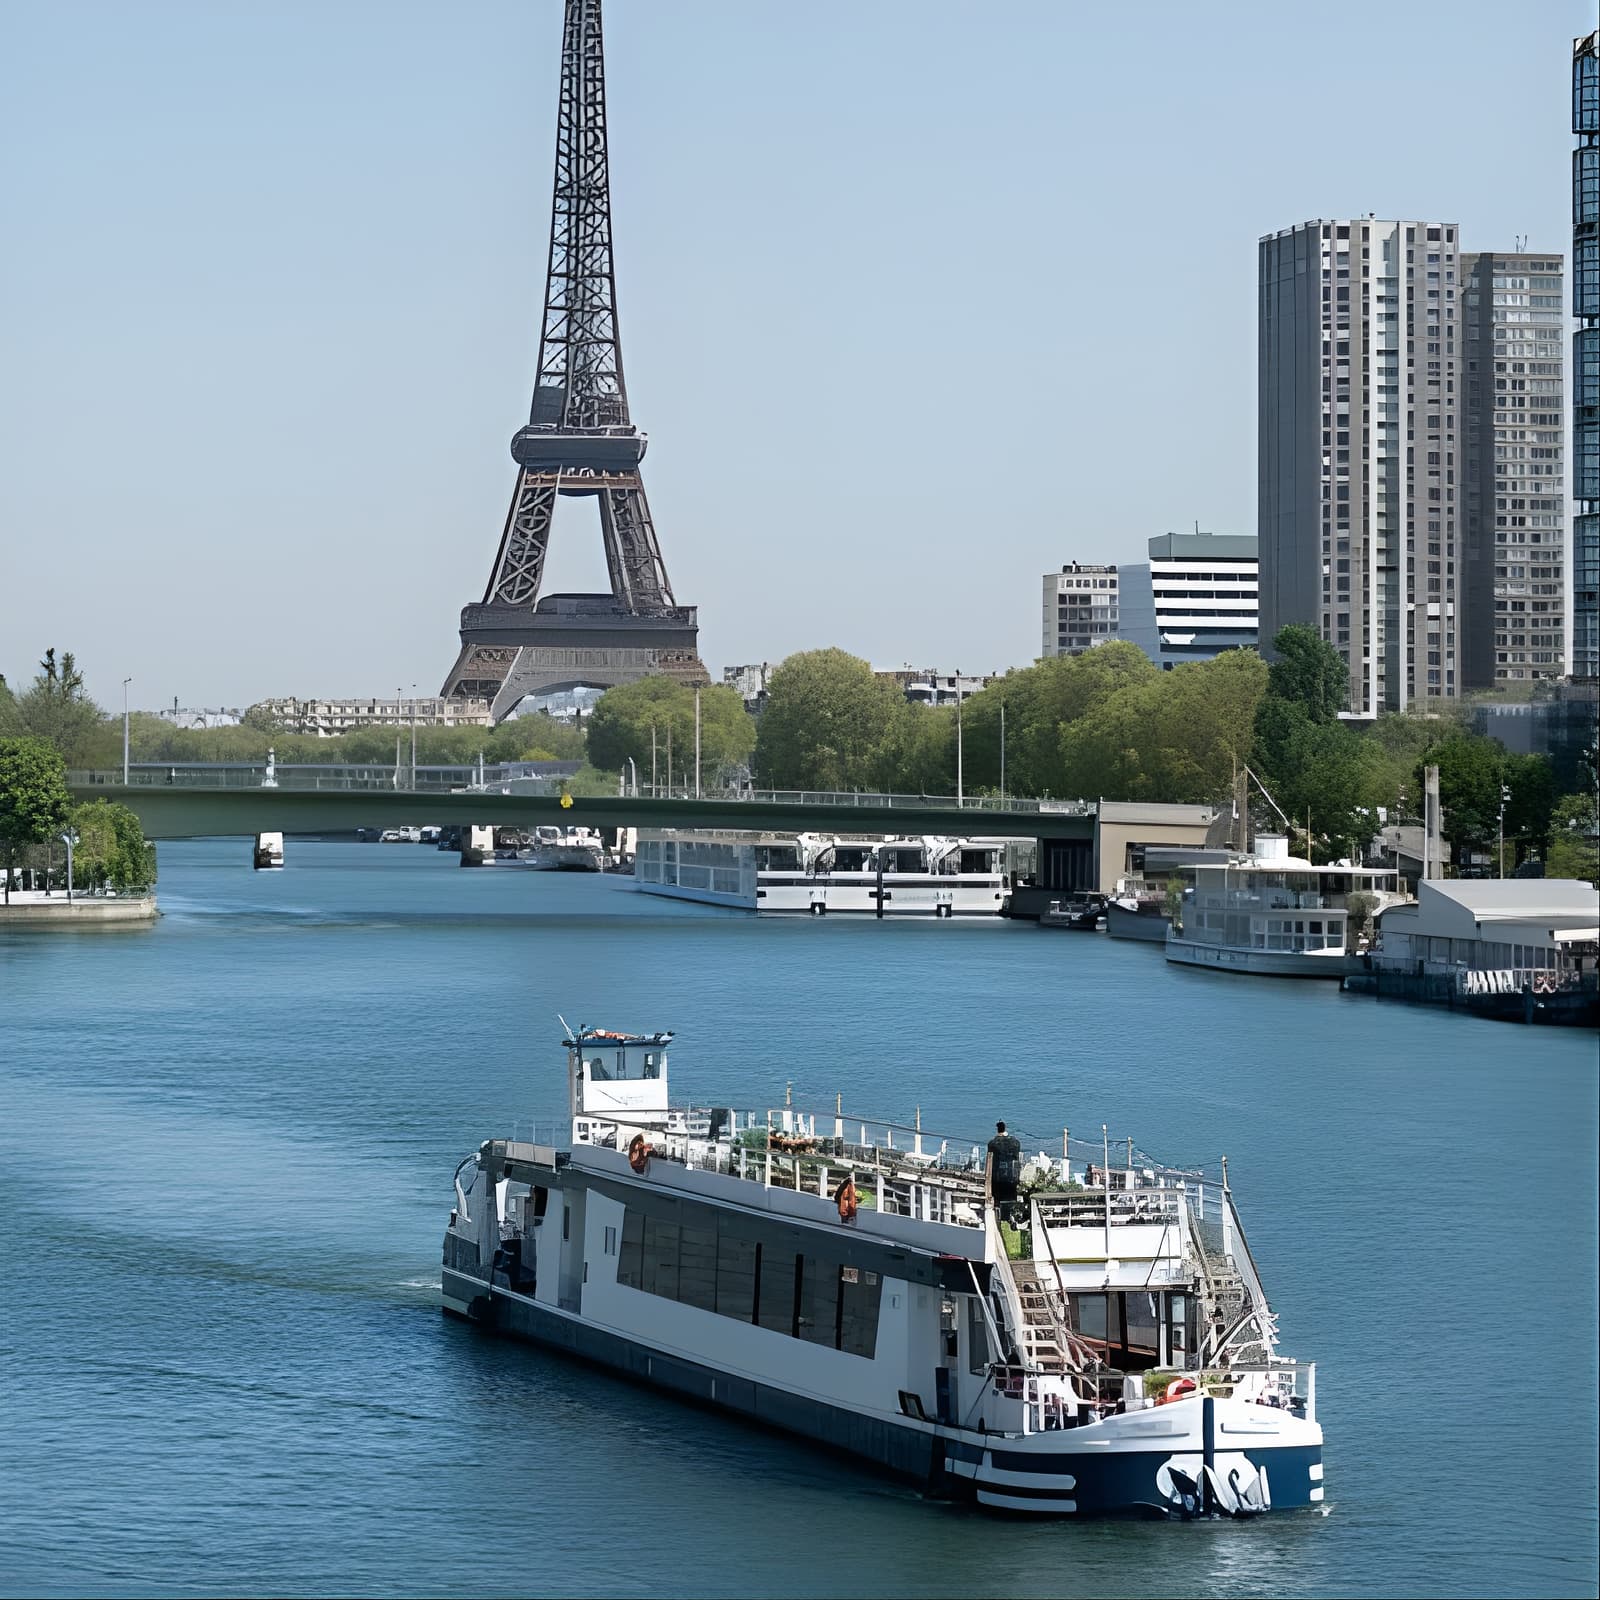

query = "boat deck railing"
[986,1359,1316,1435]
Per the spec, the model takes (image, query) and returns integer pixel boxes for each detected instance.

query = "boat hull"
[1105,903,1169,943]
[1165,936,1357,979]
[442,1267,1323,1518]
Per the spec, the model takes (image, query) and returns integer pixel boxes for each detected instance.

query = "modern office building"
[1119,530,1259,668]
[1041,563,1121,658]
[1461,251,1567,687]
[1260,218,1463,713]
[1576,28,1600,682]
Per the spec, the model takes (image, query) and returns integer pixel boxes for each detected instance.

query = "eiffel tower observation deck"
[440,0,706,721]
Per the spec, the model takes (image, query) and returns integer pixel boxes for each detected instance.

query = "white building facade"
[1042,563,1120,658]
[1119,531,1259,668]
[252,696,492,737]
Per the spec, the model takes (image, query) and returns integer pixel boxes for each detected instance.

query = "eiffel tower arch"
[440,0,706,720]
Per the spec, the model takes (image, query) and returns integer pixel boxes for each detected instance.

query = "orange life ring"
[836,1176,859,1223]
[627,1133,653,1174]
[1157,1376,1198,1406]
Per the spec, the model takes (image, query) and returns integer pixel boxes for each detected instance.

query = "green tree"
[1264,624,1348,721]
[1418,732,1508,855]
[18,648,107,764]
[753,650,904,790]
[67,798,157,890]
[956,642,1157,796]
[1502,752,1557,860]
[1060,651,1267,804]
[585,679,754,786]
[1546,791,1600,885]
[1271,716,1389,861]
[872,701,956,794]
[0,736,73,903]
[0,675,24,737]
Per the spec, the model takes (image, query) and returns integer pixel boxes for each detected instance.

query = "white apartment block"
[252,695,492,737]
[1042,563,1120,658]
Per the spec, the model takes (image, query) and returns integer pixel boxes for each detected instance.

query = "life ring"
[627,1133,653,1174]
[836,1176,859,1223]
[1157,1376,1198,1405]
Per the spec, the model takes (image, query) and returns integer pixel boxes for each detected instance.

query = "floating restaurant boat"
[634,831,1012,916]
[442,1028,1323,1518]
[1165,835,1401,979]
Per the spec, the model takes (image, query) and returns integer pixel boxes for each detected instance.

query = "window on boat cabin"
[799,1256,840,1347]
[1070,1292,1109,1344]
[617,1208,644,1287]
[715,1221,758,1321]
[678,1219,717,1312]
[642,1218,680,1300]
[839,1265,883,1358]
[758,1246,800,1336]
[603,1225,617,1256]
[587,1056,611,1080]
[967,1294,990,1373]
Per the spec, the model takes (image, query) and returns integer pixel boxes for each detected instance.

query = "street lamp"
[411,683,418,790]
[59,829,78,904]
[122,677,132,785]
[1498,782,1511,878]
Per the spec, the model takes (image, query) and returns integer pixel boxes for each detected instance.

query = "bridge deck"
[69,779,1094,842]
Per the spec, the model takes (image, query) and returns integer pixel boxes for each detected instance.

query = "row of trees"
[8,637,1595,882]
[0,737,156,902]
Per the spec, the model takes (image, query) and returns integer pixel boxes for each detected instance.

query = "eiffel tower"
[440,0,705,717]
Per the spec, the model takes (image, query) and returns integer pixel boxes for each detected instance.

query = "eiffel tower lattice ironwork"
[440,0,705,718]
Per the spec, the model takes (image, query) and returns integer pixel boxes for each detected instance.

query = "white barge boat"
[442,1027,1323,1518]
[1166,835,1402,979]
[635,831,1011,916]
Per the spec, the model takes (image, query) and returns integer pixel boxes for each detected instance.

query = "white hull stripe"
[977,1489,1077,1512]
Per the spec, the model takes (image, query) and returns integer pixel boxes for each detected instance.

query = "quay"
[0,890,158,928]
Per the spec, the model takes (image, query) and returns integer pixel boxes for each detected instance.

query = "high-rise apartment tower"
[1575,29,1600,681]
[1260,219,1462,713]
[1461,252,1567,687]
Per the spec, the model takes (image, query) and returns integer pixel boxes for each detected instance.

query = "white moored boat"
[1165,835,1402,978]
[442,1027,1324,1518]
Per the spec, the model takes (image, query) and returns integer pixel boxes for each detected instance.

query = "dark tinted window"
[678,1220,717,1312]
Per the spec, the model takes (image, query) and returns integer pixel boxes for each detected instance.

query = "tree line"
[6,637,1596,884]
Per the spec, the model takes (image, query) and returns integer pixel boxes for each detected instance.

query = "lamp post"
[60,829,78,904]
[694,687,702,800]
[122,677,132,785]
[999,700,1006,801]
[956,691,964,807]
[1498,782,1511,878]
[410,683,418,790]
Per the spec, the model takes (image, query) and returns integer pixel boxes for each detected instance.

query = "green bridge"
[69,772,1095,844]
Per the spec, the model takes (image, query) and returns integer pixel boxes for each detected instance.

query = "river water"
[1,840,1595,1598]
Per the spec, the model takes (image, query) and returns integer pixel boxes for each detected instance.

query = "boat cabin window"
[958,848,996,874]
[586,1050,661,1082]
[615,1202,883,1357]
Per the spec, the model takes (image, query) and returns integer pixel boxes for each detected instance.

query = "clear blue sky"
[3,0,1592,712]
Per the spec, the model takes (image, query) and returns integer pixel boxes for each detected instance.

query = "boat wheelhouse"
[442,1028,1323,1518]
[1166,835,1402,978]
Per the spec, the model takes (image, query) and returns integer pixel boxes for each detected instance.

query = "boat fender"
[1158,1376,1198,1406]
[835,1174,859,1224]
[627,1133,653,1174]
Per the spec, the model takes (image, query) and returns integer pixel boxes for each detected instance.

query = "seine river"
[2,841,1595,1598]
